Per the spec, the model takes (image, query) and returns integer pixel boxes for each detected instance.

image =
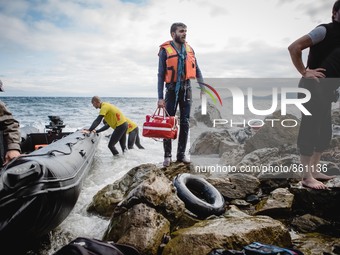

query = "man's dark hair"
[332,0,340,21]
[170,22,187,34]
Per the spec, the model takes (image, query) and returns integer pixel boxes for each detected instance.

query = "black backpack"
[53,237,140,255]
[243,242,303,255]
[208,242,304,255]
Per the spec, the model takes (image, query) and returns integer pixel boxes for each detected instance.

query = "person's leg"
[297,79,318,157]
[297,79,327,189]
[134,127,145,149]
[108,122,128,156]
[108,134,119,155]
[163,85,177,166]
[177,84,191,162]
[300,154,327,189]
[118,123,128,153]
[309,152,334,180]
[128,129,137,149]
[312,86,335,180]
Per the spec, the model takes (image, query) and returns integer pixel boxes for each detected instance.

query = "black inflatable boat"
[0,116,100,250]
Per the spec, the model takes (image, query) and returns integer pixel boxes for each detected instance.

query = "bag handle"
[152,107,171,119]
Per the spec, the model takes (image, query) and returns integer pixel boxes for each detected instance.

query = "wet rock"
[291,214,332,234]
[190,130,237,155]
[292,232,340,255]
[87,164,160,217]
[219,147,246,166]
[207,174,260,200]
[224,205,252,218]
[290,182,340,221]
[116,172,186,222]
[194,102,222,127]
[218,141,242,157]
[104,203,170,255]
[333,243,340,254]
[190,117,197,128]
[230,199,251,208]
[256,154,301,180]
[330,136,340,149]
[162,216,291,255]
[236,147,281,176]
[246,194,260,204]
[230,126,253,144]
[244,111,300,153]
[332,108,340,125]
[259,178,292,195]
[326,176,340,189]
[220,146,301,180]
[255,188,294,217]
[162,162,193,180]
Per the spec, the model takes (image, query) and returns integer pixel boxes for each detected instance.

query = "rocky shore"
[83,105,340,255]
[86,162,340,255]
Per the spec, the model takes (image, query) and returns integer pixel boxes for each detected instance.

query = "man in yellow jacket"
[84,96,128,156]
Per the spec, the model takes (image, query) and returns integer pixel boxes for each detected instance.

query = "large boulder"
[104,203,170,255]
[114,171,186,222]
[162,216,291,255]
[194,102,223,127]
[190,130,238,155]
[255,188,294,217]
[87,164,160,217]
[291,214,332,234]
[207,174,260,200]
[290,179,340,222]
[102,167,187,255]
[244,111,300,153]
[220,146,301,179]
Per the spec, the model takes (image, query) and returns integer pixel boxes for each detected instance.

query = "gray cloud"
[0,0,332,96]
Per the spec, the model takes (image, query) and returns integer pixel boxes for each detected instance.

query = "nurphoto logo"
[198,81,311,117]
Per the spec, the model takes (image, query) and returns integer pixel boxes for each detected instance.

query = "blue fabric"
[170,41,186,110]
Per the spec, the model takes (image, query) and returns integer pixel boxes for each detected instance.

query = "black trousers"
[163,82,192,159]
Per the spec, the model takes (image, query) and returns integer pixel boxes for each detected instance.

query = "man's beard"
[174,34,185,44]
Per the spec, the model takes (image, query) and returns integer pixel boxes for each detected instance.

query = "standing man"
[157,22,204,167]
[84,96,128,156]
[0,80,21,166]
[288,0,340,189]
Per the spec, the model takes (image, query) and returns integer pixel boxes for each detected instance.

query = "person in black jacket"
[288,1,340,189]
[157,22,204,167]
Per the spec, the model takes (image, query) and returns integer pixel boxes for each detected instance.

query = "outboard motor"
[45,116,66,134]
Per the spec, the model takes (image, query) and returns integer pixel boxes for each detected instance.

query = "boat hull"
[0,130,99,249]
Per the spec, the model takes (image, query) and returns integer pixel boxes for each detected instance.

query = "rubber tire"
[173,173,225,218]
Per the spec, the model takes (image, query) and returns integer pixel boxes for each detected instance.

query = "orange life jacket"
[159,41,197,83]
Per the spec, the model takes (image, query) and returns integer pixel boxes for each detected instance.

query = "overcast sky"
[0,0,334,97]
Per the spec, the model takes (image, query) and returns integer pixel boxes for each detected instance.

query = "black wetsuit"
[90,116,128,155]
[128,127,144,149]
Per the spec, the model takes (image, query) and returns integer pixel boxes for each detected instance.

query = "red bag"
[142,108,178,139]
